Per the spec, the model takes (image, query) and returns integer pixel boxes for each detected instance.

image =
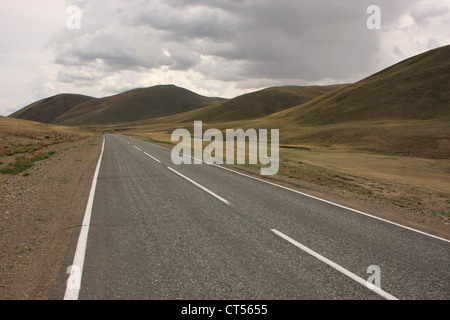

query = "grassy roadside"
[0,116,95,177]
[0,134,102,299]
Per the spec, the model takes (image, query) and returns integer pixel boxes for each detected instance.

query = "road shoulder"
[0,135,103,299]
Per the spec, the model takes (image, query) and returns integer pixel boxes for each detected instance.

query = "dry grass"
[9,94,95,124]
[0,116,93,137]
[0,116,94,175]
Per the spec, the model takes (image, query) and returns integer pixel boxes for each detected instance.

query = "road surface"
[64,133,450,300]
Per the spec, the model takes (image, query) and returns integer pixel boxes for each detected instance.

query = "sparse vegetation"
[0,116,94,178]
[436,210,450,218]
[147,138,175,146]
[0,151,55,175]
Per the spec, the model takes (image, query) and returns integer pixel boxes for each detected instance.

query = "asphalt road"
[67,133,450,300]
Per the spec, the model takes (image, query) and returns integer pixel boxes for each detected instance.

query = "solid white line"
[271,229,398,300]
[213,164,450,243]
[144,152,161,163]
[167,167,231,205]
[137,138,450,243]
[64,136,106,300]
[133,145,142,151]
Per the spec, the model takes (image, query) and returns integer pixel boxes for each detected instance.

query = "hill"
[53,85,226,126]
[9,94,96,124]
[268,45,450,125]
[255,45,450,158]
[145,85,345,124]
[113,45,450,159]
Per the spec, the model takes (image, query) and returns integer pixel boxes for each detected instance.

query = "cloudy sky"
[1,0,449,116]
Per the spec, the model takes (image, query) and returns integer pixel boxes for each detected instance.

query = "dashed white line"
[271,229,398,300]
[144,152,161,163]
[167,167,231,205]
[133,138,450,243]
[131,142,161,163]
[64,135,106,300]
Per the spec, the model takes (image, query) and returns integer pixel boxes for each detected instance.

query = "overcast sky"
[1,0,449,116]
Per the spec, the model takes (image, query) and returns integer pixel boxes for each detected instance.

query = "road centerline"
[167,166,231,206]
[271,229,399,300]
[142,139,449,243]
[144,151,161,163]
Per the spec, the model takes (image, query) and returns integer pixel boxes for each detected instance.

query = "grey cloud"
[132,1,239,44]
[53,26,174,71]
[410,1,450,26]
[3,0,449,117]
[49,0,424,86]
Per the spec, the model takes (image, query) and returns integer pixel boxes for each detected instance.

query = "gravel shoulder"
[0,135,102,299]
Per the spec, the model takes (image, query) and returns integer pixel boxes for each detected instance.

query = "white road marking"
[135,138,450,243]
[167,167,231,205]
[271,229,399,300]
[133,145,142,151]
[64,136,106,300]
[213,164,450,244]
[144,152,161,163]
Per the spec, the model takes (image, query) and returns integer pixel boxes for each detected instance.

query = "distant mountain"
[127,85,345,127]
[9,83,343,127]
[54,85,226,126]
[10,85,225,126]
[151,85,345,124]
[9,94,96,124]
[114,45,450,158]
[8,45,449,158]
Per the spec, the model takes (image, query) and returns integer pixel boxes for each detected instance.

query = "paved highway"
[65,133,450,300]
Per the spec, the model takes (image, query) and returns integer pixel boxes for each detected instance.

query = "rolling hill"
[9,94,96,124]
[255,44,450,157]
[267,44,450,125]
[113,45,449,158]
[140,85,345,124]
[10,85,226,127]
[54,85,225,126]
[8,45,449,158]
